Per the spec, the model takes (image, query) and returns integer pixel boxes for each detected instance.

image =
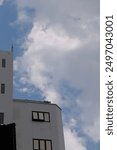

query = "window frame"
[32,111,50,122]
[33,139,52,150]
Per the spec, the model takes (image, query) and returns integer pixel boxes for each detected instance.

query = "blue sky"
[0,0,100,150]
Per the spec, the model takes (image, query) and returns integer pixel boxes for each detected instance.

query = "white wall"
[13,99,65,150]
[0,51,13,124]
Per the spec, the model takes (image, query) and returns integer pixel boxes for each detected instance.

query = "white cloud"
[64,126,86,150]
[28,22,80,51]
[14,0,100,149]
[14,22,81,104]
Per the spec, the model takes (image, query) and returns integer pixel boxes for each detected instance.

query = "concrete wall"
[0,51,13,124]
[13,100,65,150]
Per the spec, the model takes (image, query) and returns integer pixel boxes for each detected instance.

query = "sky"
[0,0,100,150]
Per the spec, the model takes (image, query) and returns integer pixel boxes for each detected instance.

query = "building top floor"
[13,98,61,110]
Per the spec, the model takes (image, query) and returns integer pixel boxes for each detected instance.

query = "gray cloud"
[0,0,4,5]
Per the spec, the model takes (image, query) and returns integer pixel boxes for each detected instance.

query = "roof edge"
[13,98,62,110]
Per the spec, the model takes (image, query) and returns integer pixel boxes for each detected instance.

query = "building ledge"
[13,98,61,110]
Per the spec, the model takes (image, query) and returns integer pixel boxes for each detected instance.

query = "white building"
[0,50,65,150]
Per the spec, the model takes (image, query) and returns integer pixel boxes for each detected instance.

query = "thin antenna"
[11,44,13,52]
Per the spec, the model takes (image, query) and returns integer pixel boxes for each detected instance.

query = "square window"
[33,139,52,150]
[32,111,50,122]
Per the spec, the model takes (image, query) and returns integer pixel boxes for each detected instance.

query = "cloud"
[14,22,81,103]
[0,0,4,6]
[64,126,86,150]
[14,0,100,149]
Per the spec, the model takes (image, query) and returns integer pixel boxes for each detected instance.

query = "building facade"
[0,50,65,150]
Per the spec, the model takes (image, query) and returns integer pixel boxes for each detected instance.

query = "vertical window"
[38,112,44,121]
[0,113,4,124]
[1,84,5,94]
[33,140,39,150]
[2,59,6,68]
[46,140,52,150]
[44,113,50,122]
[32,111,50,122]
[33,112,38,120]
[40,140,45,150]
[33,139,52,150]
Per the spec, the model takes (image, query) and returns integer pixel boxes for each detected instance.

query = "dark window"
[2,59,6,68]
[0,113,4,124]
[32,111,50,122]
[0,123,16,150]
[33,139,52,150]
[1,84,5,94]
